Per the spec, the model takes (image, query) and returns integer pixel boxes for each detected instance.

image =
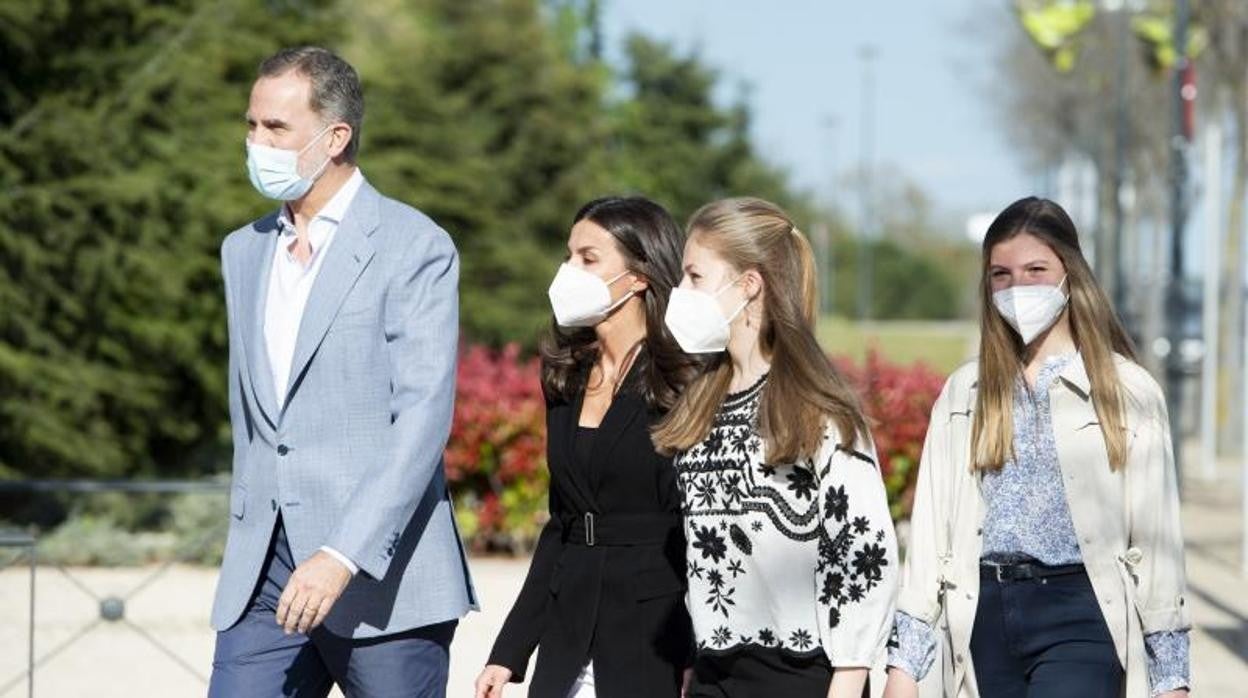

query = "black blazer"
[488,359,693,698]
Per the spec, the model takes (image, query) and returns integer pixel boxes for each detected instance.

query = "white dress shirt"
[264,167,364,576]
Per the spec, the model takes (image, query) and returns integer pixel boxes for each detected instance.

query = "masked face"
[548,219,641,328]
[245,124,333,201]
[664,277,747,354]
[665,237,750,354]
[993,276,1068,345]
[244,72,341,201]
[988,233,1069,345]
[548,263,634,327]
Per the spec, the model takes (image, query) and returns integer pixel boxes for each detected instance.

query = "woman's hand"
[827,667,868,698]
[882,667,920,698]
[681,667,694,697]
[474,664,513,698]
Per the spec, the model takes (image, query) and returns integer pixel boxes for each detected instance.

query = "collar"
[276,167,365,236]
[962,351,1093,411]
[1056,352,1092,399]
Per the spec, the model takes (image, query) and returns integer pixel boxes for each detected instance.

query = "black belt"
[981,561,1086,583]
[561,512,680,547]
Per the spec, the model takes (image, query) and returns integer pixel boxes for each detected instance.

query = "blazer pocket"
[229,483,246,520]
[633,564,686,601]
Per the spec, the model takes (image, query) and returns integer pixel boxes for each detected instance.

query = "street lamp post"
[856,45,877,322]
[821,114,840,316]
[1166,0,1192,483]
[1110,1,1131,322]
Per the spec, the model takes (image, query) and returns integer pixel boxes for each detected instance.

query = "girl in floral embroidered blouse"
[653,197,899,698]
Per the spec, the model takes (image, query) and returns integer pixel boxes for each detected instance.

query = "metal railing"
[0,479,228,697]
[0,531,35,698]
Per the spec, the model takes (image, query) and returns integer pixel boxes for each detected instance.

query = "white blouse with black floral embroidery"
[674,375,899,668]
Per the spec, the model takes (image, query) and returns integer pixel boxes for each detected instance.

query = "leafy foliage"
[0,0,965,496]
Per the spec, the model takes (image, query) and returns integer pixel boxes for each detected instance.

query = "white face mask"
[992,276,1068,345]
[245,124,333,201]
[664,276,748,354]
[547,263,635,327]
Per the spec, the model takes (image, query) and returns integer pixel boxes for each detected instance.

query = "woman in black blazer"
[475,197,700,698]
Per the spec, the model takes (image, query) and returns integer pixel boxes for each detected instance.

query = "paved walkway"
[0,452,1243,697]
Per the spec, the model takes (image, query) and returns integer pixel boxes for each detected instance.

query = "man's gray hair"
[259,47,364,162]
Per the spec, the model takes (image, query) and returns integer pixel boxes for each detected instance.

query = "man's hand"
[275,550,353,634]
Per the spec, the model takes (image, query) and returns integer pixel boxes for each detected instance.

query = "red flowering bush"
[445,344,947,553]
[444,343,548,553]
[833,348,947,520]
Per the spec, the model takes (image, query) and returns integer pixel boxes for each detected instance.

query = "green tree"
[605,35,806,222]
[0,0,342,478]
[349,0,612,345]
[0,0,821,484]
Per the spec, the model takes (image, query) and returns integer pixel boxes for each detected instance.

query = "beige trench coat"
[897,354,1190,698]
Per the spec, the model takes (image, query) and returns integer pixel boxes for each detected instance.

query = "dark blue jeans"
[970,566,1123,698]
[209,518,457,697]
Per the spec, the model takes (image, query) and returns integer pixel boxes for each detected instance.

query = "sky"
[599,0,1034,229]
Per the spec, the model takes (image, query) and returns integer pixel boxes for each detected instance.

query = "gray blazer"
[210,180,477,639]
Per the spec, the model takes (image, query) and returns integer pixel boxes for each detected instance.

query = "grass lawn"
[817,316,976,374]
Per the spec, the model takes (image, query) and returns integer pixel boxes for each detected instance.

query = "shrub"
[445,344,548,553]
[38,515,174,566]
[444,343,948,554]
[834,348,947,520]
[32,345,945,562]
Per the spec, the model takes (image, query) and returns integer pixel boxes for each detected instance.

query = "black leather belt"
[981,561,1086,583]
[562,512,680,547]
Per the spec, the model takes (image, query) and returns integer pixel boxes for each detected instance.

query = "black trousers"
[970,566,1123,698]
[686,649,868,698]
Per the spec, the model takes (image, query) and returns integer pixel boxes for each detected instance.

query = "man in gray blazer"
[208,46,476,697]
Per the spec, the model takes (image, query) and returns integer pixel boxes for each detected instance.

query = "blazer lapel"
[557,382,598,507]
[280,184,379,414]
[586,360,647,494]
[238,216,281,428]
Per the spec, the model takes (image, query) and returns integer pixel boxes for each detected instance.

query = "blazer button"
[270,499,277,511]
[277,444,289,456]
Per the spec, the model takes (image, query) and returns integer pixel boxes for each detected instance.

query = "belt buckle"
[995,564,1006,583]
[584,512,595,547]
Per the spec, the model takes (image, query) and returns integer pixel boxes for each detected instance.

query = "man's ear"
[328,123,352,159]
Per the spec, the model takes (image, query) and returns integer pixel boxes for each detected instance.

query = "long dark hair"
[973,196,1137,471]
[540,196,700,411]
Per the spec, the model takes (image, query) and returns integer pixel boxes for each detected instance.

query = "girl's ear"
[741,268,764,301]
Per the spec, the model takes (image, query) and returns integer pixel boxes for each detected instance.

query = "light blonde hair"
[652,197,868,463]
[973,197,1137,471]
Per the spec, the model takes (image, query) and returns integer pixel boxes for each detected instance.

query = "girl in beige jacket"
[883,197,1190,698]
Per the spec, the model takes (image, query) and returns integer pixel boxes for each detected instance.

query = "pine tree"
[0,0,342,478]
